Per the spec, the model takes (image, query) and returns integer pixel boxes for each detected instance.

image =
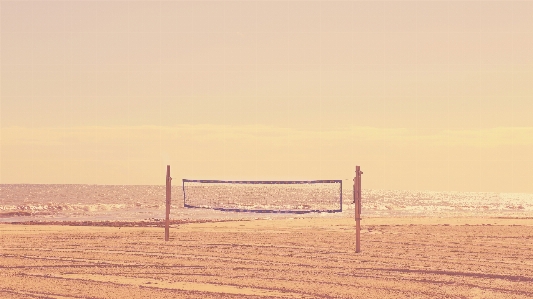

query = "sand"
[1,217,533,298]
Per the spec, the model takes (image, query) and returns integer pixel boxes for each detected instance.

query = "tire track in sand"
[25,272,311,299]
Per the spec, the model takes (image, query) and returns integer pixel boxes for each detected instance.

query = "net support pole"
[354,166,363,253]
[165,165,172,241]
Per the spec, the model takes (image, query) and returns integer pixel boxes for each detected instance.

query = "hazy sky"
[1,1,532,192]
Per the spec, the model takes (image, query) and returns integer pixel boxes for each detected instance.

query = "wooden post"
[354,166,363,253]
[165,165,171,241]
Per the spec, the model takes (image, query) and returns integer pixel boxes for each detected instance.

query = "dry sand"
[1,217,533,298]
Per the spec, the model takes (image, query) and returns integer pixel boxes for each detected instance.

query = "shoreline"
[2,215,533,228]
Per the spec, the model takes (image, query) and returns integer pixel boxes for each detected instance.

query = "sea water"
[1,184,532,222]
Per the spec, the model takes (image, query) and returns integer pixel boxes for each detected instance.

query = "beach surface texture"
[1,217,533,299]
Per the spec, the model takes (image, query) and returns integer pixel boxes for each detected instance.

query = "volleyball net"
[182,179,343,213]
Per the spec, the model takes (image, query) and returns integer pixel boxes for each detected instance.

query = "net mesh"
[182,180,342,213]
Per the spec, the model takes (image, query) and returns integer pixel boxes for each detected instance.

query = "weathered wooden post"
[354,166,363,253]
[165,165,172,241]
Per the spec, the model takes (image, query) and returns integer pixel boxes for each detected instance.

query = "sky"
[1,1,532,192]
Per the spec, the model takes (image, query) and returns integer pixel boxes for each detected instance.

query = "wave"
[1,184,532,221]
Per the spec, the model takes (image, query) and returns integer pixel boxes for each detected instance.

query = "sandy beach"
[3,1,533,298]
[2,217,533,298]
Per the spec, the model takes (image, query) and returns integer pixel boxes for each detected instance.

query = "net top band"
[183,179,342,184]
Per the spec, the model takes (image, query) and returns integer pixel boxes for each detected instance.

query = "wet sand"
[1,217,533,298]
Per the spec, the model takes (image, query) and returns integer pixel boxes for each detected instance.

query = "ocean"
[1,184,532,223]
